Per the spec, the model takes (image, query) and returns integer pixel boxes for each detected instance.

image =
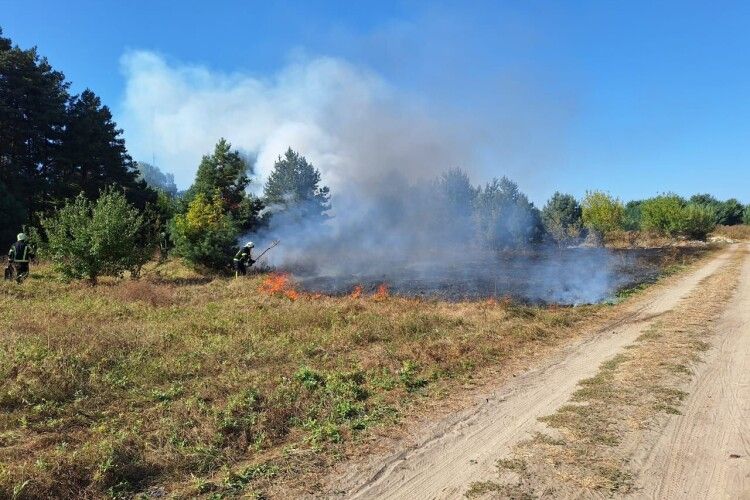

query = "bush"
[680,203,716,240]
[623,200,643,231]
[541,192,582,244]
[640,194,685,236]
[41,189,147,283]
[744,205,750,225]
[581,191,625,236]
[170,192,238,269]
[716,198,745,226]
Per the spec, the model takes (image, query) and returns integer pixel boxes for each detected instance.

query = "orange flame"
[260,273,299,301]
[350,285,363,299]
[373,283,389,300]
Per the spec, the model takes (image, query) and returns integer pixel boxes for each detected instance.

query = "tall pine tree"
[264,148,331,223]
[0,28,68,217]
[56,89,154,208]
[187,138,262,231]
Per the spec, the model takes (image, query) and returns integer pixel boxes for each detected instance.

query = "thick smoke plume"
[120,51,632,304]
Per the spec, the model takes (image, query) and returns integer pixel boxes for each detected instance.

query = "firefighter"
[233,241,255,277]
[158,231,169,261]
[7,233,34,283]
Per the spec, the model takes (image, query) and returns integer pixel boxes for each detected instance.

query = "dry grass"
[469,248,744,498]
[605,230,675,248]
[0,249,714,499]
[711,224,750,241]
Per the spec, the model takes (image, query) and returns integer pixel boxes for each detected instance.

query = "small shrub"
[680,203,716,240]
[41,188,148,284]
[170,192,239,270]
[640,194,685,236]
[541,192,583,244]
[582,191,625,236]
[399,361,428,391]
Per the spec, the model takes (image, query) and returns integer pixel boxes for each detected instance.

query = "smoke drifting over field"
[121,51,634,304]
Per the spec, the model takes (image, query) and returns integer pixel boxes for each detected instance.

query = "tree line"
[1,28,330,281]
[3,27,749,283]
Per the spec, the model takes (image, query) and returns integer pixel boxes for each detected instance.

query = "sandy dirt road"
[330,247,738,499]
[634,246,750,499]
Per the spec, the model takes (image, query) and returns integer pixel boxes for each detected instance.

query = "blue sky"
[2,0,749,204]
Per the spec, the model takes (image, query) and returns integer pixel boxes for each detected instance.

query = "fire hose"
[253,240,280,264]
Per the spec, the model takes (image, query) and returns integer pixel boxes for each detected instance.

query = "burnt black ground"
[292,247,706,305]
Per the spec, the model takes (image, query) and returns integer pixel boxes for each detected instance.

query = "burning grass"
[0,249,716,498]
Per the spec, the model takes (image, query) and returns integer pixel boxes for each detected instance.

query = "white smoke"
[119,50,472,195]
[118,50,630,304]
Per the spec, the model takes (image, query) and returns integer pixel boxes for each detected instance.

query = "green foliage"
[744,205,750,225]
[187,139,261,231]
[54,90,154,209]
[263,148,331,223]
[623,200,643,231]
[473,177,544,249]
[541,192,582,244]
[640,194,686,236]
[581,191,625,235]
[0,30,154,226]
[190,139,249,207]
[170,192,238,269]
[41,189,147,283]
[637,195,716,239]
[0,180,26,246]
[0,28,68,217]
[680,203,716,240]
[716,198,745,226]
[689,194,745,226]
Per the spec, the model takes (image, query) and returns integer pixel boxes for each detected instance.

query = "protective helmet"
[17,233,27,241]
[245,241,254,248]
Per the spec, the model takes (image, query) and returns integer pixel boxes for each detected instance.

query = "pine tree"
[187,138,260,231]
[0,28,68,216]
[541,192,583,244]
[263,148,331,222]
[56,90,154,208]
[190,139,250,210]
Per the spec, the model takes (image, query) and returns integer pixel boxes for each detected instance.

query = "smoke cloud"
[119,50,635,304]
[119,51,472,193]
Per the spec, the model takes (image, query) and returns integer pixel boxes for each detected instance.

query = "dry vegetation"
[467,247,743,498]
[711,224,750,241]
[0,248,715,499]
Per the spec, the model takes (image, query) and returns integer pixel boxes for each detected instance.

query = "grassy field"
[0,250,712,499]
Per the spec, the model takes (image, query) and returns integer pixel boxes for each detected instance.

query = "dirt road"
[330,246,740,499]
[634,246,750,499]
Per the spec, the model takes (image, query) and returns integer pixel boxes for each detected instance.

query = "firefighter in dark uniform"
[233,241,255,277]
[7,233,34,283]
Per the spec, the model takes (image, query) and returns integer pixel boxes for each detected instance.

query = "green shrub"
[680,204,716,240]
[170,192,238,269]
[640,194,685,236]
[41,189,148,283]
[716,198,745,225]
[541,192,582,244]
[744,205,750,225]
[581,191,625,235]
